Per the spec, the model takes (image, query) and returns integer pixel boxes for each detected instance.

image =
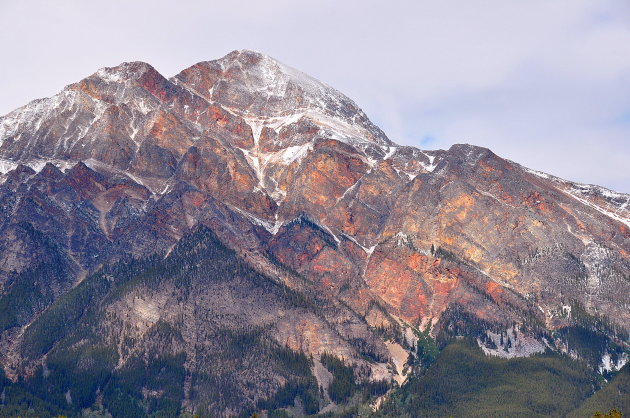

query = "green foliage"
[102,352,186,417]
[558,325,609,366]
[0,366,71,417]
[321,353,358,403]
[256,377,320,414]
[267,409,291,418]
[569,364,630,417]
[0,223,71,333]
[413,326,439,366]
[377,338,598,418]
[319,351,389,409]
[272,345,313,377]
[0,267,48,331]
[23,344,118,410]
[571,299,628,338]
[20,254,158,359]
[434,304,505,348]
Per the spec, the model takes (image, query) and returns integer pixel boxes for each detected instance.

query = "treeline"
[3,225,349,416]
[376,338,601,417]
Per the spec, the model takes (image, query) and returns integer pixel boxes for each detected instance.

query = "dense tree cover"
[570,364,630,417]
[255,376,320,415]
[0,222,72,333]
[2,224,627,417]
[0,367,69,417]
[554,301,630,369]
[319,353,389,406]
[321,353,358,404]
[20,253,160,360]
[102,352,186,417]
[413,326,439,367]
[376,339,600,418]
[1,226,342,417]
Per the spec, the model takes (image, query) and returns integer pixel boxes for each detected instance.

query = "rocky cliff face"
[0,50,629,415]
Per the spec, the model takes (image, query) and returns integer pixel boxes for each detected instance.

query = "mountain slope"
[16,225,380,416]
[376,339,598,418]
[0,50,629,416]
[569,364,630,417]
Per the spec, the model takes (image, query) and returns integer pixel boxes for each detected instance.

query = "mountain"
[0,50,629,417]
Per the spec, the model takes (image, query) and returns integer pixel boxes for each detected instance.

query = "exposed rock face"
[0,49,629,415]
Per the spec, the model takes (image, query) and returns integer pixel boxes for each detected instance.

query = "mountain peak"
[215,49,329,93]
[174,50,391,145]
[93,61,158,84]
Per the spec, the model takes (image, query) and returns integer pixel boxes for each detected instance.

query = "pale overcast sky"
[1,0,629,192]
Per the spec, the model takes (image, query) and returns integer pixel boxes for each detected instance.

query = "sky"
[1,0,629,192]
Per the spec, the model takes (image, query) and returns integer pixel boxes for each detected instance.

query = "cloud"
[0,0,628,191]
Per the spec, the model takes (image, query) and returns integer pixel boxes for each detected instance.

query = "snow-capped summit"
[93,61,157,84]
[174,50,392,147]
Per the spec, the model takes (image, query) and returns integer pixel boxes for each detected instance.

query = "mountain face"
[0,50,629,416]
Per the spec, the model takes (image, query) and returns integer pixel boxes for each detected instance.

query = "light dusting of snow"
[0,92,66,145]
[96,68,124,84]
[561,305,572,318]
[394,231,411,247]
[564,185,630,227]
[306,110,382,148]
[419,160,437,173]
[95,62,152,84]
[524,167,552,180]
[335,181,360,205]
[0,158,77,174]
[263,112,305,133]
[135,98,154,115]
[522,166,630,227]
[123,171,151,190]
[392,166,416,180]
[267,142,313,166]
[238,117,266,190]
[580,243,617,304]
[236,113,314,198]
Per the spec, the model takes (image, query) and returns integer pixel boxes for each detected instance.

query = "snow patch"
[383,146,397,160]
[341,232,376,255]
[419,151,438,172]
[523,167,552,180]
[599,352,628,374]
[229,205,283,234]
[0,159,18,174]
[321,223,341,244]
